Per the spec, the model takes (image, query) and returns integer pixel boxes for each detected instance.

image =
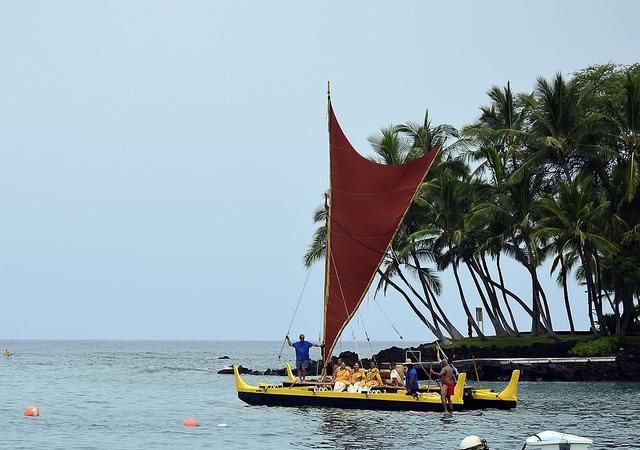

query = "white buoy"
[217,423,227,427]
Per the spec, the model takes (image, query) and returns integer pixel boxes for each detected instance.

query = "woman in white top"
[386,362,405,386]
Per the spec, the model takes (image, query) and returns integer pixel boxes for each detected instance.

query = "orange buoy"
[24,406,40,417]
[182,418,199,427]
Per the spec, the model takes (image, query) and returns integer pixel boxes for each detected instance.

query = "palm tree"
[369,120,465,340]
[524,72,606,185]
[466,163,558,337]
[535,176,620,335]
[461,83,533,335]
[463,82,558,336]
[572,67,640,334]
[548,250,578,334]
[410,167,487,339]
[608,74,640,334]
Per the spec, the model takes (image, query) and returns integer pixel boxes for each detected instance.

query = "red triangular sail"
[323,102,439,364]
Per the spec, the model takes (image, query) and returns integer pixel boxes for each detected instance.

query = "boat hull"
[239,389,454,411]
[463,393,517,410]
[233,366,518,412]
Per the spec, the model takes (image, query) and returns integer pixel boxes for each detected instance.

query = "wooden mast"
[321,81,333,374]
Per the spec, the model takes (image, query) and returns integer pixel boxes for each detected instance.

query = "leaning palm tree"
[368,122,464,340]
[461,82,534,335]
[463,82,557,336]
[410,166,487,339]
[466,161,558,338]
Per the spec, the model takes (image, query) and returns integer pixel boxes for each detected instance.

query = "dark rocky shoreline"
[220,339,640,382]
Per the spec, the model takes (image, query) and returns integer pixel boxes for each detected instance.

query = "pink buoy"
[24,406,40,417]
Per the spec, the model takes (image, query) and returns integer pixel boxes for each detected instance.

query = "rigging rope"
[372,295,403,340]
[277,267,314,365]
[329,247,363,365]
[357,309,375,361]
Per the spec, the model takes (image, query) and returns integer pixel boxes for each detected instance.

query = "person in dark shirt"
[404,359,419,397]
[285,334,323,382]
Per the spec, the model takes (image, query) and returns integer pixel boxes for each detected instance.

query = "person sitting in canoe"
[386,362,405,386]
[348,362,366,392]
[363,361,383,389]
[430,358,455,417]
[332,361,352,392]
[285,334,323,383]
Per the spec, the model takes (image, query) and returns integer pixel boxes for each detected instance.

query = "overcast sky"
[0,1,638,341]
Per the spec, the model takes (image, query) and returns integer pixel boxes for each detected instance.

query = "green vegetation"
[442,334,591,350]
[305,62,640,339]
[569,337,617,357]
[439,334,640,354]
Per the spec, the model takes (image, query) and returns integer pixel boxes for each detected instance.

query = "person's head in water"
[299,334,305,342]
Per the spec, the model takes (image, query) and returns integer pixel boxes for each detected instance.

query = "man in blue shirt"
[285,334,323,382]
[404,359,419,397]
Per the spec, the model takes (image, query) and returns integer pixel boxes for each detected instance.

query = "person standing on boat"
[430,358,454,417]
[436,347,458,378]
[285,334,322,383]
[404,359,419,397]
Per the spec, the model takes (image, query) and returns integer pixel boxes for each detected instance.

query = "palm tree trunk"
[587,288,597,335]
[424,281,466,340]
[410,252,464,340]
[523,238,556,337]
[411,252,464,339]
[534,277,554,329]
[466,261,507,335]
[376,270,440,337]
[496,253,520,335]
[559,256,575,334]
[530,266,560,339]
[480,256,514,334]
[394,264,446,340]
[530,274,542,335]
[617,284,636,335]
[580,247,609,336]
[452,263,485,339]
[604,290,620,335]
[595,252,615,335]
[473,267,535,318]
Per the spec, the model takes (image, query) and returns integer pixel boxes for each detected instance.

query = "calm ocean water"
[1,340,638,450]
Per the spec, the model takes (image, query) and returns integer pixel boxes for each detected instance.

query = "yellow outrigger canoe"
[234,365,519,411]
